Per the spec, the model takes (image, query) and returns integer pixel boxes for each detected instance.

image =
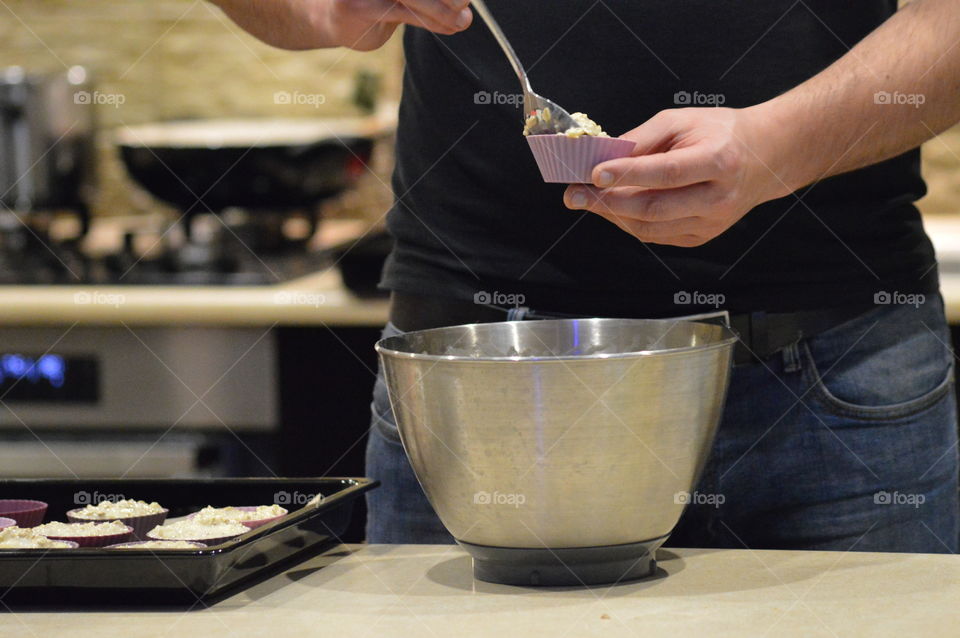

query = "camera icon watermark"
[674,490,725,508]
[73,290,126,308]
[274,490,321,506]
[874,490,925,508]
[274,90,326,108]
[873,290,924,307]
[74,90,126,108]
[874,91,925,108]
[673,290,725,308]
[74,490,126,505]
[473,490,526,508]
[273,291,326,307]
[674,91,726,107]
[473,290,526,307]
[473,91,523,107]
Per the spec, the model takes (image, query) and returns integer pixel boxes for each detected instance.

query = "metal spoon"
[471,0,576,135]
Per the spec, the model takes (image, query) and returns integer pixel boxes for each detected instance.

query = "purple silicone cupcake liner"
[43,524,134,548]
[526,135,636,184]
[0,500,48,528]
[188,506,287,530]
[67,508,169,541]
[0,517,16,530]
[106,540,207,550]
[146,531,244,547]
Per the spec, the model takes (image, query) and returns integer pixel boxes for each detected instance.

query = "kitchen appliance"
[0,65,95,214]
[377,317,737,586]
[0,325,278,479]
[0,113,392,285]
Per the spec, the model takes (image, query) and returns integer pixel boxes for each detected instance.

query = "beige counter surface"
[0,269,390,327]
[4,544,959,637]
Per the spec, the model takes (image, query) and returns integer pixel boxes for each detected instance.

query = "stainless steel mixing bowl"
[376,318,737,585]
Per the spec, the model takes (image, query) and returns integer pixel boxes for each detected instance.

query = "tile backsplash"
[1,0,402,222]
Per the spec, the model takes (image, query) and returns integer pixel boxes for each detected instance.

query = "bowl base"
[458,536,668,587]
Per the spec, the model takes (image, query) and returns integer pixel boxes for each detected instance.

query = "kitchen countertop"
[0,269,391,327]
[5,543,959,637]
[3,215,960,328]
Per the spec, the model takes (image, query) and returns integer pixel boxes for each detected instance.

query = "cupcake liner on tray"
[188,506,287,530]
[43,525,134,548]
[526,135,636,184]
[0,517,16,530]
[67,508,168,541]
[0,500,48,528]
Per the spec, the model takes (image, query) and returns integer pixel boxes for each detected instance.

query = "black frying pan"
[115,117,391,212]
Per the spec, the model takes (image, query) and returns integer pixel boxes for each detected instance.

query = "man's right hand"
[212,0,473,52]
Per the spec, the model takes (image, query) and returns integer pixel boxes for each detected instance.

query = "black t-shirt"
[381,1,937,317]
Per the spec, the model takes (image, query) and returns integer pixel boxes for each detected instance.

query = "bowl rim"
[375,318,738,363]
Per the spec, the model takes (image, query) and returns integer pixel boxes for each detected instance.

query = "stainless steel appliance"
[0,325,278,479]
[377,318,737,586]
[0,65,95,213]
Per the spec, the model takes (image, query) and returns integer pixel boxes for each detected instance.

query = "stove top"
[0,210,341,287]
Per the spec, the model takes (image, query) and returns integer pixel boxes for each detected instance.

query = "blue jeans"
[365,297,960,552]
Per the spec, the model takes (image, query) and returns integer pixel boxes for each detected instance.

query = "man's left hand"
[563,107,789,248]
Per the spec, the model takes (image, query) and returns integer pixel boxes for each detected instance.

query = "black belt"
[389,292,874,366]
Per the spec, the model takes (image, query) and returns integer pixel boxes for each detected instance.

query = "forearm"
[208,0,337,50]
[751,0,960,196]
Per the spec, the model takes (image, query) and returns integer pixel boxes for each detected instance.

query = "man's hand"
[564,0,960,248]
[211,0,473,51]
[563,107,787,248]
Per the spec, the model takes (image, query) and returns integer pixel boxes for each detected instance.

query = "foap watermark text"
[474,291,525,306]
[473,491,526,508]
[874,291,924,307]
[674,290,725,308]
[674,91,726,106]
[674,490,725,508]
[874,490,925,508]
[874,91,925,108]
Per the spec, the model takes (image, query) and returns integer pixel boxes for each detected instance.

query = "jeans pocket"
[800,305,955,421]
[371,322,404,444]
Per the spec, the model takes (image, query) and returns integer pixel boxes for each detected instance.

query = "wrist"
[741,97,818,200]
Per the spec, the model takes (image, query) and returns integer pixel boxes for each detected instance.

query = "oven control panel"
[0,326,277,431]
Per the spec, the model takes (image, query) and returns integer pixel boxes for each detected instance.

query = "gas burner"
[0,211,333,286]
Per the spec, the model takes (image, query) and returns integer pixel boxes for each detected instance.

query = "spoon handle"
[471,1,534,95]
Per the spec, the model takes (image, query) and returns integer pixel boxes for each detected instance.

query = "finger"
[581,203,707,246]
[437,0,471,10]
[617,110,683,155]
[591,146,720,189]
[564,183,717,222]
[397,0,472,30]
[370,2,465,34]
[617,218,708,247]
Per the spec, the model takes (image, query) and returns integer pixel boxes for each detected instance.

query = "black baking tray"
[0,477,377,606]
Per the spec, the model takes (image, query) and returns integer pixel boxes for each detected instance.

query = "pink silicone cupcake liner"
[0,500,48,528]
[106,540,207,550]
[67,508,168,541]
[43,524,134,548]
[188,506,286,530]
[0,517,16,530]
[526,135,636,184]
[146,531,244,547]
